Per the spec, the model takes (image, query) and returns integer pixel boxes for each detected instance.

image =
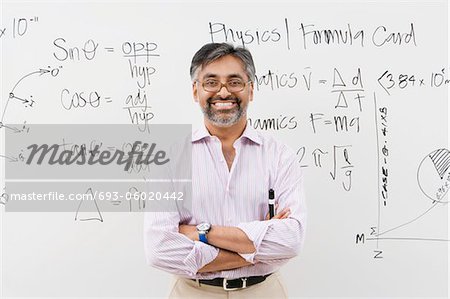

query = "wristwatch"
[196,222,211,244]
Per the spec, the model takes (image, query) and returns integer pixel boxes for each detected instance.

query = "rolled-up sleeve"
[237,145,307,264]
[144,211,219,278]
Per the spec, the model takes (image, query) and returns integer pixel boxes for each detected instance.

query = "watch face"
[197,222,211,231]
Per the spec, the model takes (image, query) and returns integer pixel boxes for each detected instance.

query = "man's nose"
[216,84,231,98]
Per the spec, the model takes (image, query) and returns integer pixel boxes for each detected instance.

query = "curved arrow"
[10,68,50,94]
[1,68,51,122]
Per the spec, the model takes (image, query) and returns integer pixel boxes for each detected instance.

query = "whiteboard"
[0,0,448,298]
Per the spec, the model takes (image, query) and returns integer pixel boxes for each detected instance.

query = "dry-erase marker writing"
[269,189,275,219]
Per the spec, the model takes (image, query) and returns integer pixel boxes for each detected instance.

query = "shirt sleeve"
[236,145,307,264]
[144,139,219,278]
[144,211,219,278]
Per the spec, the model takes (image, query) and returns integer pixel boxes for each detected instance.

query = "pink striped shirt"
[144,124,306,279]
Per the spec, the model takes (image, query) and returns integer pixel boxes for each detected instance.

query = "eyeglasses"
[196,78,252,93]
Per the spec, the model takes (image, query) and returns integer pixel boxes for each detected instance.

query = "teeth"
[214,102,234,107]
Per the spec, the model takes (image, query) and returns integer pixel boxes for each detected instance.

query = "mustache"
[207,96,241,105]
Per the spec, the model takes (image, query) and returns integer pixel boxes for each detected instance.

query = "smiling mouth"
[213,102,235,107]
[209,100,238,110]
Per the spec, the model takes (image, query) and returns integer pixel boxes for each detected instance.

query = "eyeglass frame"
[194,78,253,93]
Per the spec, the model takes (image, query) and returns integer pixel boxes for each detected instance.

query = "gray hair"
[190,43,256,82]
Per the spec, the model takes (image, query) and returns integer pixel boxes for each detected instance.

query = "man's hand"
[179,224,198,241]
[265,204,291,220]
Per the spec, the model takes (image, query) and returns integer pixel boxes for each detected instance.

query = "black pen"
[269,189,275,219]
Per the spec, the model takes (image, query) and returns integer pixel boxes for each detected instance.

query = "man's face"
[193,55,253,128]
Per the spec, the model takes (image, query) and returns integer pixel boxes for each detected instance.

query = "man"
[144,43,306,298]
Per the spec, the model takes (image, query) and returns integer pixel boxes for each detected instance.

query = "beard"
[201,95,247,127]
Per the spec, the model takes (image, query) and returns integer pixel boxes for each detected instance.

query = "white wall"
[1,1,448,298]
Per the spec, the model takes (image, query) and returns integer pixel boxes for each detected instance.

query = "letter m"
[334,116,348,132]
[356,233,365,244]
[262,118,276,130]
[26,144,59,165]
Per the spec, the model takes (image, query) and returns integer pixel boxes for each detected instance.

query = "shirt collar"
[191,125,211,142]
[192,124,263,145]
[240,124,263,145]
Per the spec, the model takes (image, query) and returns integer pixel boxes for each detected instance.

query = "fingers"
[273,207,291,219]
[265,203,279,220]
[266,205,291,220]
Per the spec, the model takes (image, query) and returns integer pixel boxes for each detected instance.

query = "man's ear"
[192,81,199,102]
[249,81,254,102]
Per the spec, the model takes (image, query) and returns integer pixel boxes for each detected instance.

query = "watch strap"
[198,232,208,244]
